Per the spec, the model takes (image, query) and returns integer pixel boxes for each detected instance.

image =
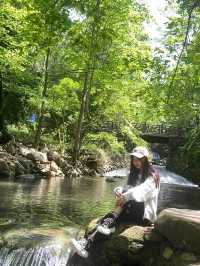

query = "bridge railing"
[88,121,193,136]
[132,123,192,136]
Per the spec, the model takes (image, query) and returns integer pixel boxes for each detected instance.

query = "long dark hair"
[127,156,159,187]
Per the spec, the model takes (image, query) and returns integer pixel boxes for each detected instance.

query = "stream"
[0,166,199,265]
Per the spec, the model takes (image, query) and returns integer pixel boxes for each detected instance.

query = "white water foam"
[0,244,70,266]
[104,166,198,187]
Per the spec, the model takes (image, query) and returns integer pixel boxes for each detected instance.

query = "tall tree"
[22,0,72,147]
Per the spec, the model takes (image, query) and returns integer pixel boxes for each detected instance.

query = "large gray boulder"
[156,208,200,253]
[27,151,47,163]
[47,150,61,166]
[78,217,200,266]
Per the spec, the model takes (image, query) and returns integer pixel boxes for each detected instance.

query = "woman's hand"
[152,172,160,188]
[115,194,125,207]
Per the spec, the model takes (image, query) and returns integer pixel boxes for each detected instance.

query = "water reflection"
[0,176,124,229]
[0,168,200,231]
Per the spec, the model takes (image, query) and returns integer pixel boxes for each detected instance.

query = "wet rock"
[163,246,173,260]
[120,225,146,242]
[19,146,33,157]
[144,229,164,242]
[170,252,199,266]
[156,208,200,253]
[50,161,59,172]
[87,169,98,176]
[27,151,47,163]
[18,158,34,172]
[70,168,81,178]
[2,227,80,249]
[75,216,200,266]
[180,252,197,263]
[0,236,4,247]
[0,219,16,232]
[0,159,10,177]
[60,160,73,173]
[17,174,35,180]
[105,176,116,182]
[15,161,25,176]
[47,151,61,166]
[84,221,150,266]
[0,146,65,180]
[36,162,51,177]
[85,159,98,171]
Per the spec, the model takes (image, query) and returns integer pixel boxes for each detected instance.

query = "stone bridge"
[93,122,193,144]
[132,123,190,144]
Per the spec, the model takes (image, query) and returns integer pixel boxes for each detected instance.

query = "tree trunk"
[0,72,11,144]
[34,48,51,148]
[166,4,196,103]
[0,71,5,134]
[73,70,89,162]
[72,0,101,163]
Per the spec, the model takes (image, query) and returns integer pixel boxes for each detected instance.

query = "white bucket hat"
[129,146,149,158]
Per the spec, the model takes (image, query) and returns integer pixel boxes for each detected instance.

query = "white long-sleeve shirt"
[122,176,160,223]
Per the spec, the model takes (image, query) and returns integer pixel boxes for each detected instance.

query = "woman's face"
[132,156,142,169]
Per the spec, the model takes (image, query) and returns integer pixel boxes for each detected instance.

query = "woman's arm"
[122,176,158,202]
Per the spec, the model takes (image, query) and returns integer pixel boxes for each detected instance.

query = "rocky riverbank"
[71,208,200,266]
[0,143,128,179]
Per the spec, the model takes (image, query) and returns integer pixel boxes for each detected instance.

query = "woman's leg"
[95,198,126,235]
[71,200,124,257]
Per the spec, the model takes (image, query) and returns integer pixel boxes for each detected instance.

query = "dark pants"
[116,200,145,225]
[85,200,148,242]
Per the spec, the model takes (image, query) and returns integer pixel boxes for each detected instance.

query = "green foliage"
[84,132,125,154]
[182,126,200,168]
[2,0,199,174]
[121,126,148,147]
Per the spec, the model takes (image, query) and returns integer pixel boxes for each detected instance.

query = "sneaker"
[97,217,116,236]
[71,238,89,258]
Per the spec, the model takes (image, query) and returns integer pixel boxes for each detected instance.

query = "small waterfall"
[0,244,71,266]
[104,166,198,187]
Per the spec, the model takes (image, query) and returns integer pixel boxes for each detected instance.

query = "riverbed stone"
[156,208,200,253]
[81,215,200,266]
[15,161,25,176]
[27,151,47,163]
[19,146,31,157]
[2,226,80,249]
[17,174,35,179]
[180,252,197,263]
[0,159,10,177]
[163,246,173,260]
[47,151,61,166]
[106,176,117,182]
[18,157,34,172]
[50,161,59,172]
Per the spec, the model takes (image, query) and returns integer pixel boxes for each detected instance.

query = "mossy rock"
[2,226,81,249]
[0,219,16,232]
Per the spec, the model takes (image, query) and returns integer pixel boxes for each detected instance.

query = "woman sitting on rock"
[71,146,160,258]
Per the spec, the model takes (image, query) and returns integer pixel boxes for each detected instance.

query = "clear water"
[0,167,199,265]
[0,175,124,229]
